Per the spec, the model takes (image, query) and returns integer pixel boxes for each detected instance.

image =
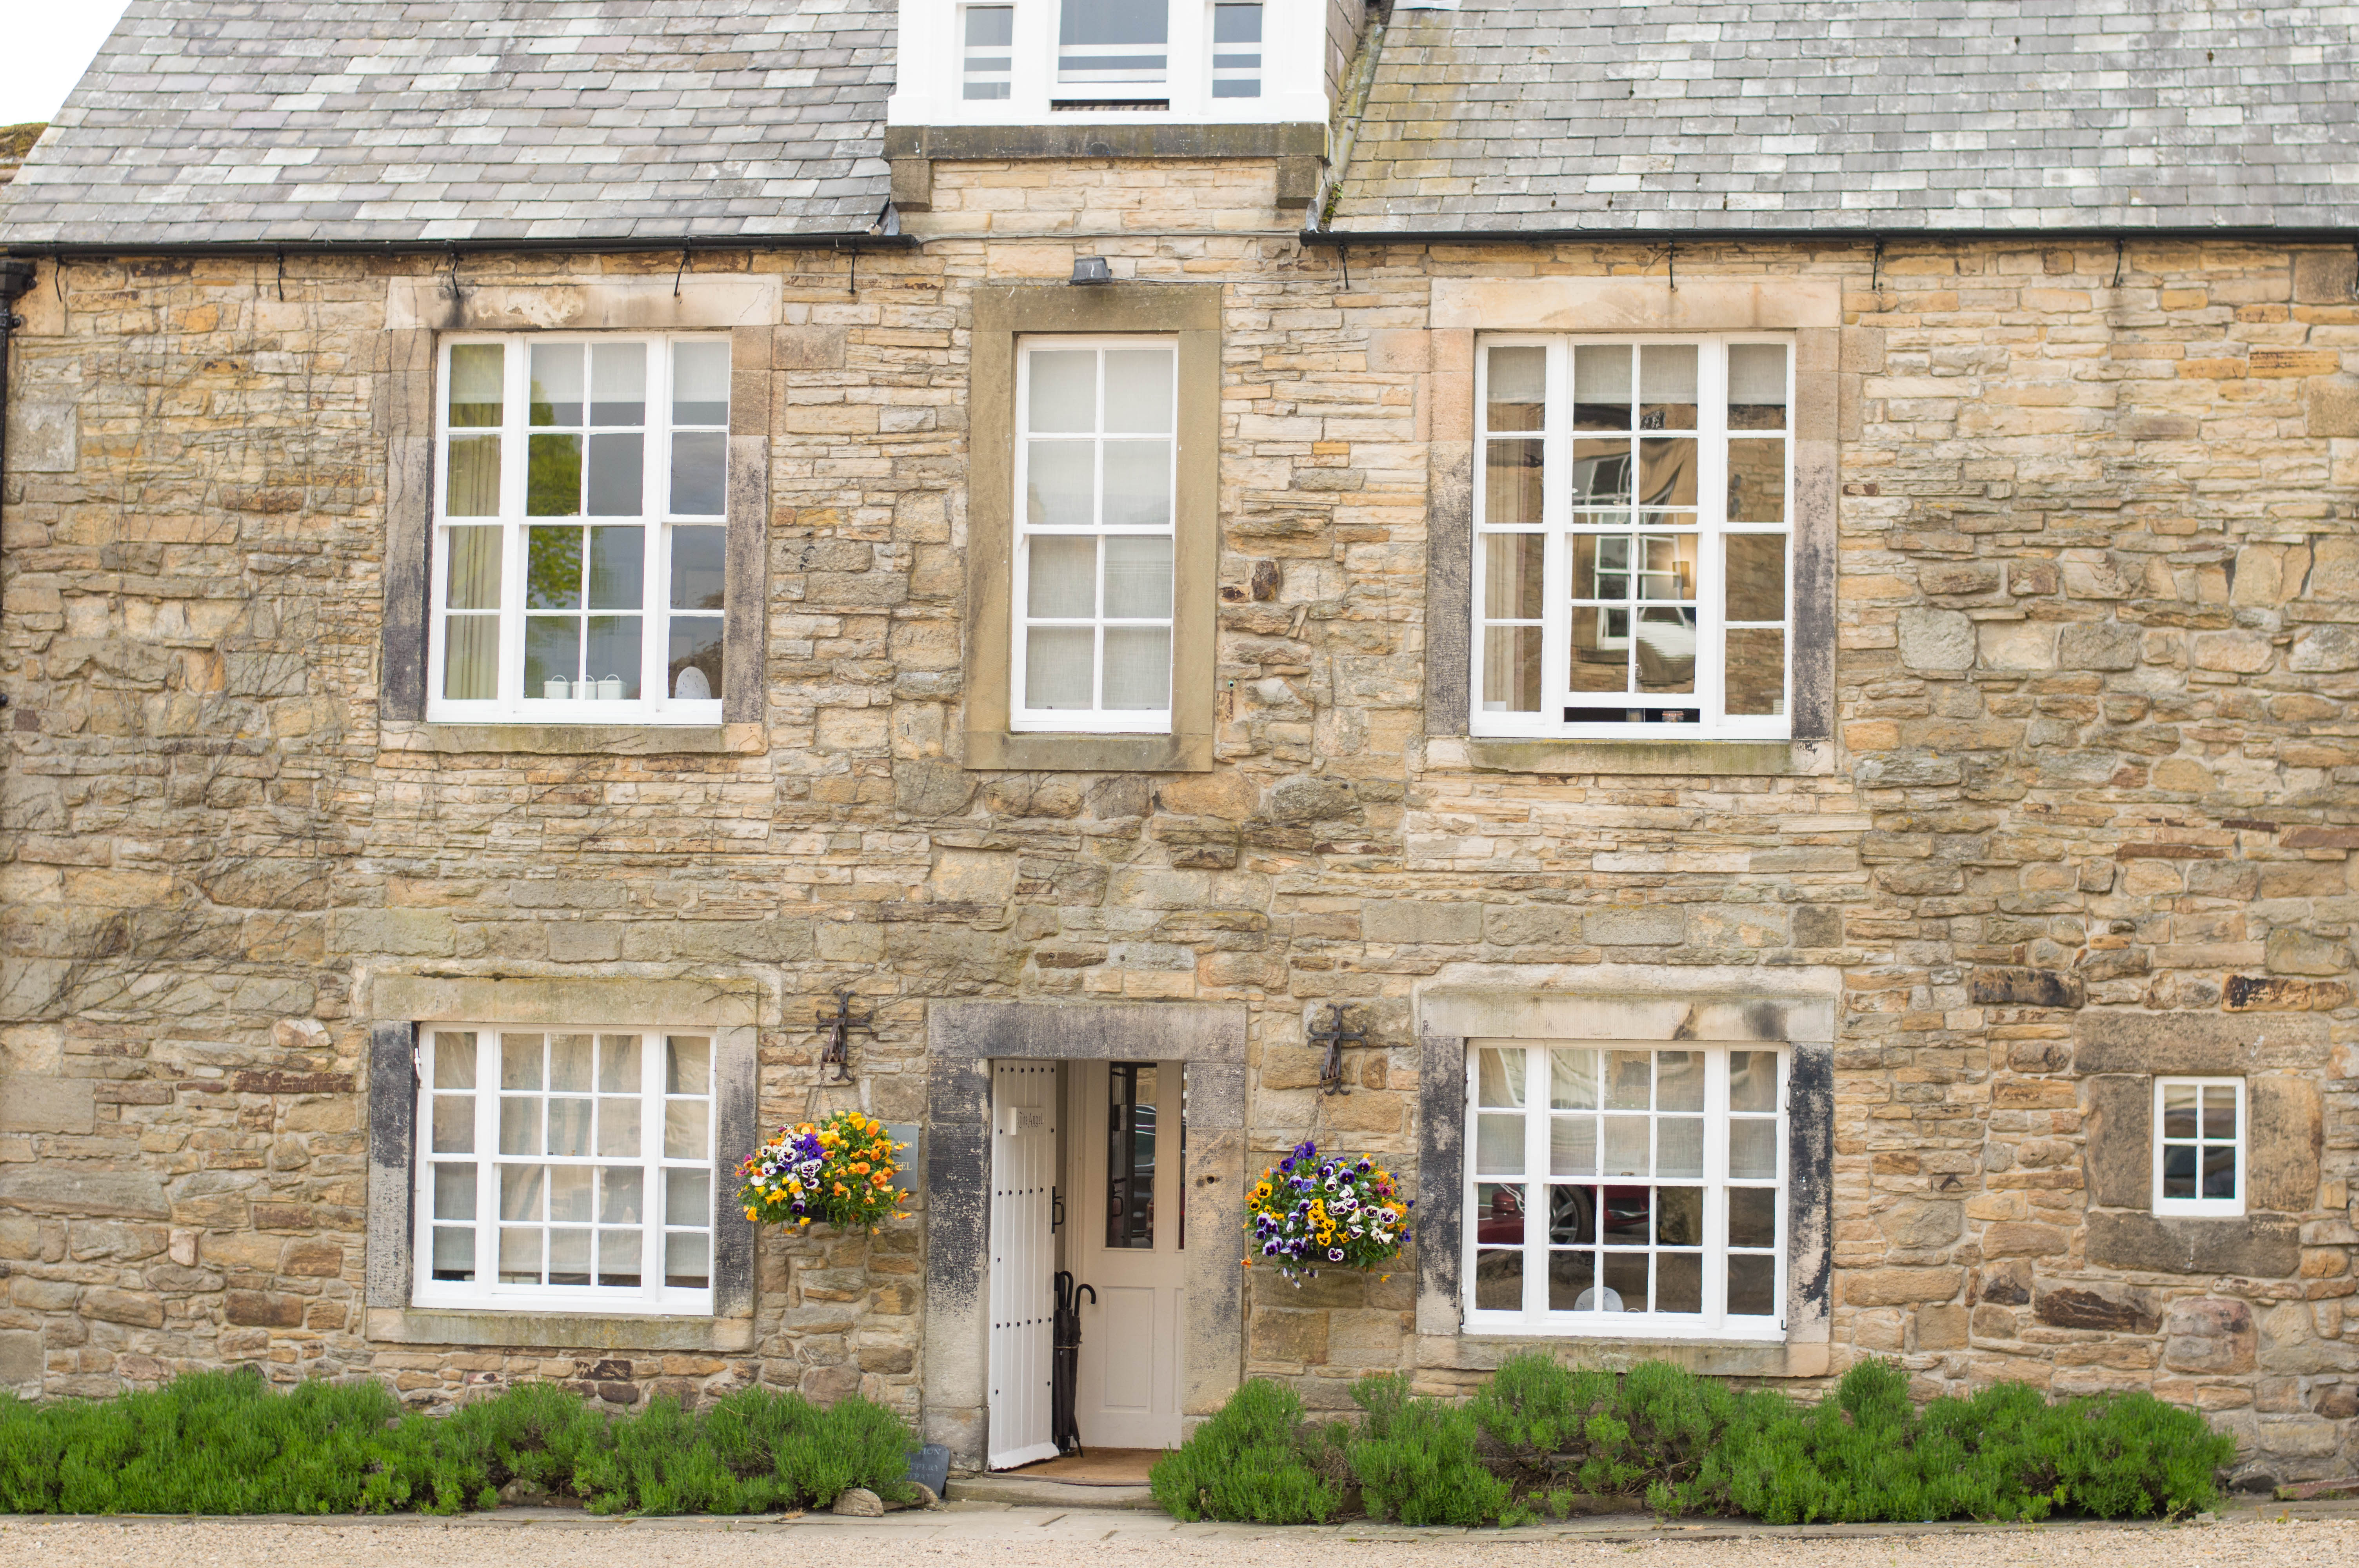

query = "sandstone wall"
[2,172,2356,1478]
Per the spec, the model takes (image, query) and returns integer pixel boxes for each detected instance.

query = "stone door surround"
[921,1000,1247,1463]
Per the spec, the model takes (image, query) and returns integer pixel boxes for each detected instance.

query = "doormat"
[1005,1448,1160,1486]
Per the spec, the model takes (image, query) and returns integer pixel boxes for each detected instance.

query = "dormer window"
[892,0,1322,127]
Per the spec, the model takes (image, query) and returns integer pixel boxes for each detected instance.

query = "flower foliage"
[1242,1140,1410,1284]
[738,1111,908,1231]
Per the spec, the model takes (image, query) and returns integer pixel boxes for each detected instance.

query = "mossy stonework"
[2,162,2358,1488]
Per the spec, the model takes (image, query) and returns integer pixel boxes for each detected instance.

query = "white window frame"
[1010,334,1178,735]
[2152,1076,2245,1218]
[1471,334,1796,742]
[426,333,729,727]
[888,0,1325,127]
[1464,1042,1787,1341]
[412,1025,717,1316]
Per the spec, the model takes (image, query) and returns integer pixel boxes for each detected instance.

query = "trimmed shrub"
[1347,1373,1513,1527]
[1149,1378,1342,1524]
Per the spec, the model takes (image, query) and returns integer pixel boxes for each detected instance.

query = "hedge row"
[1150,1356,2234,1526]
[0,1369,914,1515]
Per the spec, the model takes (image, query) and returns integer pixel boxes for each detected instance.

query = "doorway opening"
[987,1056,1187,1472]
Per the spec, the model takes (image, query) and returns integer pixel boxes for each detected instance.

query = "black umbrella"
[1052,1271,1093,1458]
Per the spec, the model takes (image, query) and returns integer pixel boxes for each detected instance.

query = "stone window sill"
[1437,737,1835,778]
[365,1307,755,1352]
[1425,1332,1828,1379]
[382,722,767,757]
[963,729,1212,773]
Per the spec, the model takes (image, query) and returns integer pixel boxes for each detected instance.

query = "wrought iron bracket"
[1309,1003,1366,1096]
[816,989,872,1083]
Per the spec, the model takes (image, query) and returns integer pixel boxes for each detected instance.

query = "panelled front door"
[1068,1059,1187,1450]
[986,1059,1058,1469]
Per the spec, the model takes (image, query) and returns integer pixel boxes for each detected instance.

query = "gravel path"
[3,1506,2356,1568]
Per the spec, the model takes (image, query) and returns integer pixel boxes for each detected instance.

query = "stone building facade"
[3,0,2357,1490]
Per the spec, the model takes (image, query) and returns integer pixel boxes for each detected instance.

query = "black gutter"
[1302,225,2359,247]
[0,257,37,661]
[4,232,920,261]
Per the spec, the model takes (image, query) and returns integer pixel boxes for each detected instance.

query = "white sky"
[2,2,136,126]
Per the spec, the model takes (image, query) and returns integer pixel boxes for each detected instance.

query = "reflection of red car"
[1478,1185,1656,1247]
[1476,1186,1524,1245]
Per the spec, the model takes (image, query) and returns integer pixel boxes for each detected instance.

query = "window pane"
[1603,1116,1649,1176]
[1103,348,1174,432]
[549,1165,594,1223]
[1102,627,1170,710]
[587,526,644,610]
[600,1167,643,1225]
[665,1231,711,1289]
[2161,1083,2197,1139]
[586,432,644,515]
[597,1098,641,1158]
[585,616,643,701]
[671,525,726,610]
[590,343,646,426]
[434,1033,478,1090]
[445,525,502,612]
[431,1096,474,1155]
[1482,534,1543,621]
[1029,350,1097,432]
[1474,1250,1523,1309]
[1637,438,1698,511]
[500,1097,540,1156]
[669,431,726,516]
[2161,1144,2196,1199]
[1601,1187,1650,1246]
[1029,534,1098,617]
[501,1035,544,1090]
[1657,1051,1703,1112]
[1486,347,1545,433]
[666,1036,711,1095]
[1550,1047,1597,1109]
[498,1227,542,1284]
[1727,343,1787,429]
[1657,1187,1702,1246]
[1639,344,1697,430]
[1729,1051,1778,1112]
[1547,1250,1594,1311]
[1104,535,1173,618]
[529,343,584,426]
[598,1229,641,1288]
[1550,1115,1597,1176]
[598,1035,640,1093]
[1476,1046,1525,1109]
[449,343,503,428]
[1102,441,1172,527]
[1474,1113,1524,1175]
[672,341,731,426]
[1658,1117,1703,1178]
[663,1100,709,1160]
[1572,345,1630,429]
[1605,1051,1651,1110]
[1726,628,1787,717]
[527,432,583,515]
[1571,439,1630,508]
[2202,1085,2236,1140]
[550,1034,592,1091]
[1656,1252,1702,1314]
[1567,609,1628,693]
[1729,1185,1776,1249]
[964,4,1014,98]
[1549,1186,1597,1245]
[1726,534,1787,622]
[499,1164,543,1222]
[2201,1145,2237,1200]
[446,435,502,516]
[1637,613,1696,694]
[1726,439,1786,523]
[527,526,582,609]
[548,1228,592,1287]
[1600,1249,1647,1312]
[1025,442,1094,526]
[1729,1118,1778,1180]
[547,1098,592,1157]
[1211,1,1261,96]
[1728,1254,1777,1316]
[1485,439,1543,525]
[431,1226,475,1281]
[1026,627,1095,708]
[668,616,723,701]
[1059,0,1168,83]
[667,1168,710,1227]
[1481,625,1543,713]
[1475,1182,1525,1245]
[525,617,583,696]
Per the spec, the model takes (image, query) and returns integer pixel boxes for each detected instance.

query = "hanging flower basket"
[1242,1140,1411,1285]
[739,1111,910,1231]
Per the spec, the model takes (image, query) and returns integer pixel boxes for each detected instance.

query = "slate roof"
[0,0,895,245]
[1328,0,2359,232]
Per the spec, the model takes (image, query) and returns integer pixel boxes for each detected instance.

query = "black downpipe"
[0,256,38,663]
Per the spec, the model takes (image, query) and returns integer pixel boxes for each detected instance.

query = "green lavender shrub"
[1149,1378,1342,1524]
[1346,1372,1514,1526]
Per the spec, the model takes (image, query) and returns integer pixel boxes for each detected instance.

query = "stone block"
[0,1075,94,1134]
[0,1167,171,1220]
[1981,1222,2070,1258]
[2266,929,2350,976]
[1914,1304,1969,1350]
[1968,967,2083,1008]
[1879,1200,1962,1251]
[2058,621,2140,671]
[1583,907,1686,946]
[2075,1011,2325,1074]
[2163,1297,2256,1374]
[224,1291,307,1328]
[0,1331,40,1388]
[2087,1211,2301,1278]
[84,1288,164,1329]
[1897,608,1974,672]
[1362,900,1481,945]
[2307,376,2359,439]
[1843,1267,1963,1306]
[2248,1076,2322,1214]
[2034,1283,2159,1334]
[1248,1308,1328,1365]
[1482,904,1581,946]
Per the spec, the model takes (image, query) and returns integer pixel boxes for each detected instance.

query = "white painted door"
[987,1060,1059,1470]
[1070,1059,1187,1450]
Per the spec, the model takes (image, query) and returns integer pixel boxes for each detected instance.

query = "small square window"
[2152,1077,2242,1217]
